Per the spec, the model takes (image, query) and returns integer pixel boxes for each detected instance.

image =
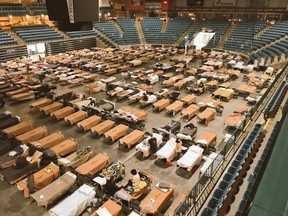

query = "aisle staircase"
[94,28,118,48]
[253,25,272,39]
[161,19,168,33]
[216,23,235,49]
[6,29,25,45]
[175,22,197,46]
[111,20,124,34]
[135,19,146,44]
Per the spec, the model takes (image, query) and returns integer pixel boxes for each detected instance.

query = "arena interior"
[0,0,287,216]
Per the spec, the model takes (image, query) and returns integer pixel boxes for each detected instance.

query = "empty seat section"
[116,18,140,44]
[12,25,63,43]
[140,17,164,44]
[224,20,267,52]
[29,3,48,15]
[0,3,27,17]
[0,29,17,46]
[94,21,125,45]
[65,30,97,38]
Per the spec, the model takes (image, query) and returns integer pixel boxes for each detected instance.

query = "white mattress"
[136,133,163,157]
[177,145,203,171]
[49,184,96,216]
[156,137,176,162]
[73,100,91,110]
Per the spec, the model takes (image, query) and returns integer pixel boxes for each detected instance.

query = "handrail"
[174,62,288,216]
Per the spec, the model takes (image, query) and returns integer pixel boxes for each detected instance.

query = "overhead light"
[9,15,12,18]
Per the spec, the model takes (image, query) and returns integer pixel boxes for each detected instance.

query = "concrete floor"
[0,56,269,215]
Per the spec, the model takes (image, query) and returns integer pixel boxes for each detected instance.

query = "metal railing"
[174,62,288,216]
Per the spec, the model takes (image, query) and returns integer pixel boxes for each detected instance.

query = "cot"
[200,152,223,177]
[115,172,152,202]
[0,116,20,130]
[136,133,163,158]
[139,94,158,107]
[212,88,234,102]
[16,126,48,144]
[92,199,122,216]
[6,87,29,96]
[2,121,33,138]
[29,98,53,109]
[49,184,96,216]
[31,171,76,207]
[51,106,74,120]
[0,111,12,121]
[181,104,200,120]
[40,102,63,115]
[104,124,130,142]
[118,106,148,121]
[180,94,196,106]
[64,110,88,125]
[57,146,93,169]
[197,108,216,125]
[119,129,145,148]
[16,162,59,198]
[176,145,204,171]
[156,137,177,162]
[0,144,29,169]
[139,187,174,215]
[195,132,217,147]
[0,150,43,184]
[116,89,135,101]
[174,76,195,89]
[75,153,109,176]
[77,115,101,132]
[165,100,184,116]
[224,113,246,132]
[128,89,146,102]
[45,139,78,158]
[153,99,171,111]
[91,120,115,136]
[29,131,64,149]
[233,105,251,114]
[176,123,198,141]
[107,86,124,97]
[11,91,35,101]
[0,138,19,156]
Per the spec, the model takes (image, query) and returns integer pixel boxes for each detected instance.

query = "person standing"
[148,134,157,159]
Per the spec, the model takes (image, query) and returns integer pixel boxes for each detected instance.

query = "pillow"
[191,145,203,154]
[196,139,208,145]
[78,184,94,195]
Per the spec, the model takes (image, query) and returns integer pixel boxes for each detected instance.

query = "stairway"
[216,22,235,49]
[253,25,272,39]
[93,28,119,48]
[252,35,288,54]
[6,29,25,45]
[111,20,123,34]
[161,18,168,33]
[135,19,146,44]
[174,22,197,46]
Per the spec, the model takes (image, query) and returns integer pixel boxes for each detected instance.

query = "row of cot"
[0,110,175,216]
